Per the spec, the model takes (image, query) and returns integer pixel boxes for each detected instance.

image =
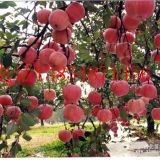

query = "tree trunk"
[147,113,154,135]
[41,120,44,126]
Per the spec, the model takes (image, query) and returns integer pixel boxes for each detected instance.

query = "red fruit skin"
[43,41,60,51]
[49,9,70,31]
[52,28,72,44]
[151,108,160,120]
[103,28,118,43]
[72,129,85,139]
[121,32,135,43]
[109,15,121,29]
[0,95,12,106]
[17,69,37,86]
[43,89,56,101]
[63,104,84,123]
[127,99,145,115]
[116,42,132,65]
[37,9,51,24]
[63,84,81,104]
[27,36,41,49]
[34,59,50,73]
[64,47,76,65]
[6,106,21,120]
[151,50,160,63]
[88,72,105,89]
[105,42,116,53]
[8,78,16,88]
[141,84,157,99]
[27,96,38,110]
[125,0,155,21]
[49,51,67,70]
[88,91,102,105]
[110,80,129,97]
[39,48,54,65]
[140,97,150,105]
[110,107,120,120]
[65,2,85,23]
[0,104,4,117]
[154,34,160,49]
[92,106,100,116]
[38,104,53,120]
[2,152,10,158]
[97,109,112,122]
[58,130,72,143]
[123,14,140,31]
[139,107,147,116]
[18,47,37,64]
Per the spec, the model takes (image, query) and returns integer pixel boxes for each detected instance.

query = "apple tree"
[0,0,160,157]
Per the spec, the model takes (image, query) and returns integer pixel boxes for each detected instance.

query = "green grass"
[17,140,66,157]
[16,123,96,157]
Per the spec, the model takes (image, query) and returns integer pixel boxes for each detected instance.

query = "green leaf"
[22,133,32,141]
[19,8,30,14]
[21,99,31,107]
[3,54,12,68]
[83,2,98,12]
[10,143,22,157]
[20,113,38,127]
[38,1,47,6]
[6,123,18,136]
[0,1,16,9]
[0,142,7,150]
[29,108,41,117]
[120,110,127,119]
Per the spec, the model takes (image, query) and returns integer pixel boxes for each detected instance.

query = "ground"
[14,121,160,157]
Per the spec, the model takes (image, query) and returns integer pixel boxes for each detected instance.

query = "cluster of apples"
[58,128,85,143]
[63,84,85,123]
[109,77,158,119]
[0,93,54,121]
[104,0,155,66]
[15,2,86,85]
[1,2,86,123]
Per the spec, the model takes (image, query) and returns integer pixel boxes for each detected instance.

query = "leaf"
[128,114,133,120]
[79,136,86,141]
[0,142,7,150]
[30,108,41,117]
[32,12,37,23]
[19,8,30,14]
[21,99,31,107]
[0,2,15,9]
[120,110,127,119]
[6,123,18,136]
[10,25,20,32]
[0,1,16,9]
[20,113,38,127]
[83,2,98,12]
[101,144,110,151]
[38,1,47,6]
[3,54,12,68]
[22,133,32,141]
[10,143,22,157]
[0,39,6,47]
[84,131,92,137]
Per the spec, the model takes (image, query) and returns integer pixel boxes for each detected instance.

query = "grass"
[16,120,160,157]
[17,140,66,157]
[16,122,95,157]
